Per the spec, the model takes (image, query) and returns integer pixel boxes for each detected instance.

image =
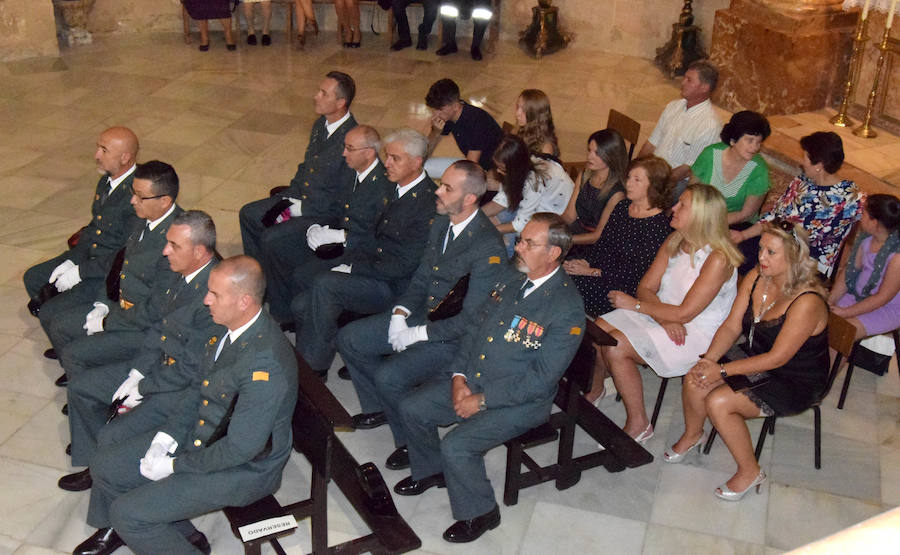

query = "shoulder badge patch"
[569,326,582,335]
[489,256,501,264]
[252,371,270,382]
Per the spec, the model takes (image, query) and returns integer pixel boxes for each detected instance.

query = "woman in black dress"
[665,220,829,501]
[182,0,236,51]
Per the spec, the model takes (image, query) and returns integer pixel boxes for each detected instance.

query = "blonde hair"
[668,183,743,268]
[516,89,559,157]
[759,221,824,296]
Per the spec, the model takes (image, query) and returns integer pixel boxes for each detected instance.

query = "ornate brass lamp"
[831,10,870,127]
[655,0,707,77]
[519,0,573,58]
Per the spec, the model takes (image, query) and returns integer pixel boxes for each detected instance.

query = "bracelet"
[634,301,641,312]
[720,363,728,379]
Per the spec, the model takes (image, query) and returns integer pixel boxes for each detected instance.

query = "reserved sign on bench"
[238,514,298,542]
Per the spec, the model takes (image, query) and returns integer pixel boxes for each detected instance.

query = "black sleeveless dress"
[740,280,830,416]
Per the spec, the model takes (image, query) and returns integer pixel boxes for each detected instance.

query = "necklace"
[748,277,778,349]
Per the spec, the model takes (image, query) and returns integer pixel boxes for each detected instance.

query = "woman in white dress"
[598,184,742,442]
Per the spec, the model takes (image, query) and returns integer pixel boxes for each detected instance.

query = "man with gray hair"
[638,60,722,185]
[290,128,437,378]
[60,210,222,492]
[261,124,393,323]
[394,212,585,544]
[337,160,507,471]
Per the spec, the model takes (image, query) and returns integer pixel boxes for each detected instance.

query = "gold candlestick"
[831,14,869,127]
[853,24,891,138]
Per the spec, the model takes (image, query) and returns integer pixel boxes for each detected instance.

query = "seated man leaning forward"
[424,78,502,179]
[291,129,437,378]
[239,71,357,264]
[72,255,298,555]
[336,160,507,470]
[394,213,585,543]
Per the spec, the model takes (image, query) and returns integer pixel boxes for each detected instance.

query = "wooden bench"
[224,351,420,554]
[503,319,656,506]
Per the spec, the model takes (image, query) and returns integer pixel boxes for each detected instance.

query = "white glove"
[388,314,409,343]
[391,325,428,352]
[330,264,351,274]
[286,197,303,217]
[139,453,174,481]
[144,431,178,458]
[83,302,109,335]
[112,368,144,403]
[49,260,75,285]
[307,225,346,250]
[54,263,82,292]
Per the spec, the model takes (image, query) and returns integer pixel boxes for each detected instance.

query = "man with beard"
[336,160,506,473]
[392,213,585,543]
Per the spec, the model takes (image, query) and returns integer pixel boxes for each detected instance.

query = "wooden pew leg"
[182,6,192,44]
[310,470,329,554]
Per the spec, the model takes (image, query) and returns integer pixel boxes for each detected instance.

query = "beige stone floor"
[0,30,898,555]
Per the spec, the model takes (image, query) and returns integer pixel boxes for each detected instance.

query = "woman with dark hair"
[182,0,236,51]
[666,221,828,501]
[691,110,771,225]
[732,131,863,276]
[561,129,628,248]
[829,194,900,339]
[514,89,560,157]
[482,135,574,254]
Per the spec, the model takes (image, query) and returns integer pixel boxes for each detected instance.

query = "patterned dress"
[758,174,863,274]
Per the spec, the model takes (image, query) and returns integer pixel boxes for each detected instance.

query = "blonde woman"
[598,184,742,442]
[514,89,560,158]
[666,221,828,501]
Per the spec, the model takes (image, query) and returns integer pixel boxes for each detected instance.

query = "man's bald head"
[204,256,266,330]
[215,255,265,305]
[95,127,139,179]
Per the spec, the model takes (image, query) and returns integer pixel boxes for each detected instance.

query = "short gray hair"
[529,212,572,262]
[448,160,487,200]
[352,124,382,153]
[172,210,216,252]
[384,128,428,160]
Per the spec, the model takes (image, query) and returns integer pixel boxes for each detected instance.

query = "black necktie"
[517,280,534,301]
[101,179,112,205]
[443,225,455,254]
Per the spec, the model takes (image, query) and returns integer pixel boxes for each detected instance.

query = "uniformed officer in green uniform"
[24,126,141,301]
[73,256,298,555]
[60,210,223,491]
[40,161,183,385]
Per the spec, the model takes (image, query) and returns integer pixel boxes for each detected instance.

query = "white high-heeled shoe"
[714,471,766,501]
[598,422,653,451]
[663,431,706,463]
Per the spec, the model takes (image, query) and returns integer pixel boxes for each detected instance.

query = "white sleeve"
[647,101,677,147]
[511,172,544,232]
[492,186,509,208]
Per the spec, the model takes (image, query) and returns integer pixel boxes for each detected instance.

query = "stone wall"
[0,0,59,61]
[81,0,730,61]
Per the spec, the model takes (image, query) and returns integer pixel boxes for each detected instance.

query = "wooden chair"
[501,120,515,134]
[702,312,857,469]
[562,161,585,183]
[503,320,655,506]
[606,109,641,161]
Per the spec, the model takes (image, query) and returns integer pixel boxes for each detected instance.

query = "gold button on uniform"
[120,273,125,279]
[475,372,481,378]
[487,336,493,342]
[344,204,349,208]
[198,420,205,426]
[433,266,439,271]
[479,354,485,360]
[96,229,101,235]
[161,335,166,341]
[202,380,209,387]
[202,399,208,406]
[194,439,201,447]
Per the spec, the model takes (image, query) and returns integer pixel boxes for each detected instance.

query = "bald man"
[24,127,141,304]
[74,256,298,555]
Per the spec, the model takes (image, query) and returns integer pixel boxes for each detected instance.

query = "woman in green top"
[691,111,771,226]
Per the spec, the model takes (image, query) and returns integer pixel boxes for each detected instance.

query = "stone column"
[710,0,857,115]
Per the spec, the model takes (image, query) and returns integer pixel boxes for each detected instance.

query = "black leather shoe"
[73,527,122,555]
[393,473,445,496]
[442,504,501,543]
[470,45,483,61]
[436,43,458,56]
[186,530,211,555]
[62,403,68,415]
[385,445,409,470]
[352,412,387,430]
[313,368,328,383]
[391,38,412,51]
[416,34,428,50]
[44,348,58,360]
[65,443,71,456]
[55,373,68,387]
[226,43,237,51]
[247,33,257,45]
[261,34,271,46]
[337,366,351,380]
[58,468,92,491]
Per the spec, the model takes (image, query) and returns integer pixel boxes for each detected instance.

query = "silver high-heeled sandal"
[663,431,706,463]
[714,471,766,501]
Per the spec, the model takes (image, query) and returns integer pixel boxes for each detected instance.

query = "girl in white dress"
[598,184,742,442]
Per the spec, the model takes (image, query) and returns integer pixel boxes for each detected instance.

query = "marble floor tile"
[642,523,768,555]
[520,502,646,555]
[0,535,18,555]
[765,483,884,551]
[0,390,52,445]
[0,458,71,540]
[0,400,70,472]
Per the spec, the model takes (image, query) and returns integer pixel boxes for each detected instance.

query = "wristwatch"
[478,395,487,411]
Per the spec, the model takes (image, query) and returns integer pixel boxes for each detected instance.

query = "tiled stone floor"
[0,30,898,554]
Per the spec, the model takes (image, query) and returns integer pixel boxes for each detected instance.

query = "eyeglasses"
[129,185,167,202]
[514,237,549,250]
[343,144,373,152]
